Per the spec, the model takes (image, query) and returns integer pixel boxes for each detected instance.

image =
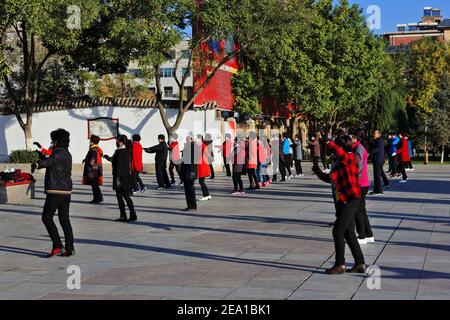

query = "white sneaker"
[358,238,368,245]
[366,237,375,243]
[288,175,294,180]
[199,195,212,201]
[399,180,407,183]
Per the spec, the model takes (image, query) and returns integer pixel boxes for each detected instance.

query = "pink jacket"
[353,141,370,188]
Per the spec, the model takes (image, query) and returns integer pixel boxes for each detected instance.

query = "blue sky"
[341,0,450,34]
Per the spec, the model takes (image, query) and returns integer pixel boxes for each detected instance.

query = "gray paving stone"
[0,165,449,300]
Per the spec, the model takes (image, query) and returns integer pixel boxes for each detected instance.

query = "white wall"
[0,106,224,164]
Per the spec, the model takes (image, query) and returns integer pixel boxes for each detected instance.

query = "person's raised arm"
[312,166,331,184]
[326,140,345,161]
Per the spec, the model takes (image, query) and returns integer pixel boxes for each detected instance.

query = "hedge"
[9,150,41,164]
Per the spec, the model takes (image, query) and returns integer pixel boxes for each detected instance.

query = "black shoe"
[59,249,75,257]
[383,183,390,188]
[128,215,137,222]
[115,217,128,222]
[170,180,176,185]
[89,199,103,204]
[182,207,197,212]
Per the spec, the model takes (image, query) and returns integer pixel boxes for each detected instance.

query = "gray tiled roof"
[0,97,217,115]
[438,19,450,29]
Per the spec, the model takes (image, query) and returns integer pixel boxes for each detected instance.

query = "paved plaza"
[0,164,449,300]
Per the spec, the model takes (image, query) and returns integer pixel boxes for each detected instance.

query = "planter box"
[0,180,36,204]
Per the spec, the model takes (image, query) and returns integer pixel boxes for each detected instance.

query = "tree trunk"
[23,123,33,151]
[441,146,445,164]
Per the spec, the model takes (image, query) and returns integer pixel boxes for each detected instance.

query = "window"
[182,68,191,78]
[164,86,174,98]
[181,50,190,59]
[168,50,176,60]
[432,9,441,17]
[182,87,193,100]
[160,68,175,78]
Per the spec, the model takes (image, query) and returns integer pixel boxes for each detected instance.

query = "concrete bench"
[0,180,36,204]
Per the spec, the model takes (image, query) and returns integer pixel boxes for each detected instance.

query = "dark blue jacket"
[370,137,385,164]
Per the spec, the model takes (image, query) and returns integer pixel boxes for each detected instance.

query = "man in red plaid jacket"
[313,135,365,275]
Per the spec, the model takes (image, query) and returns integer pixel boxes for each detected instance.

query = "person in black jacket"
[31,129,75,258]
[145,134,170,189]
[180,135,198,211]
[370,129,390,195]
[104,136,137,222]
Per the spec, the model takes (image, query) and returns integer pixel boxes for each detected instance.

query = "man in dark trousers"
[370,129,390,195]
[31,129,75,257]
[180,135,198,211]
[145,134,170,189]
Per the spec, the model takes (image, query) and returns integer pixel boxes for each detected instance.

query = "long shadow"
[128,205,333,227]
[1,206,334,242]
[380,266,450,280]
[12,236,323,273]
[0,245,47,258]
[389,241,450,253]
[369,211,450,223]
[367,195,450,206]
[371,224,450,235]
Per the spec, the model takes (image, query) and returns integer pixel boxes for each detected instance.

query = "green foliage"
[232,69,262,118]
[9,150,40,163]
[235,0,385,128]
[425,73,450,152]
[404,37,450,116]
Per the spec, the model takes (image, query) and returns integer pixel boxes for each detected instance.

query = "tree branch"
[3,75,25,129]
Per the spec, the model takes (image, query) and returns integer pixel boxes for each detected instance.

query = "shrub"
[9,150,40,164]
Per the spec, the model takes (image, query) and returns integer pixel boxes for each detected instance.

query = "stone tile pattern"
[0,165,449,300]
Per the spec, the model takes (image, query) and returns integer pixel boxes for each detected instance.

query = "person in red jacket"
[131,134,146,194]
[313,135,365,275]
[397,132,410,183]
[196,135,212,201]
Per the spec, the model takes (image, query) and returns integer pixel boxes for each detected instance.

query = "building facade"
[127,40,194,101]
[384,7,450,47]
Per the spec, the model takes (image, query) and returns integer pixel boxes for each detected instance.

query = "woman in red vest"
[397,132,410,183]
[197,135,211,201]
[131,134,146,194]
[246,131,259,190]
[82,135,104,204]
